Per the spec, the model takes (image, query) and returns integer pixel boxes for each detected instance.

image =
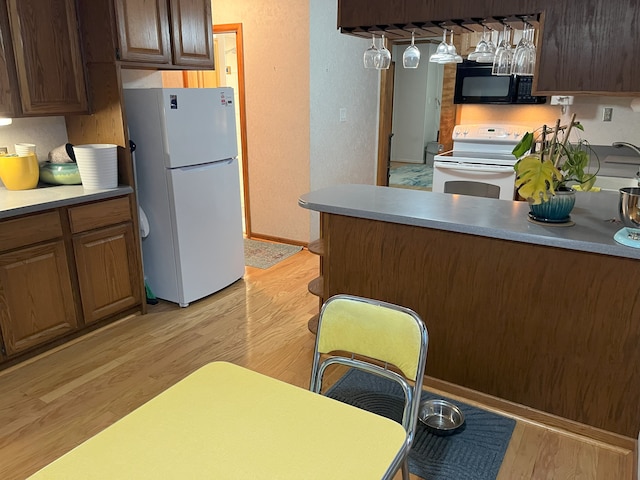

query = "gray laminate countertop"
[299,184,640,260]
[0,184,133,219]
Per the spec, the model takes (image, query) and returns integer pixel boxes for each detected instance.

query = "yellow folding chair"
[310,294,429,480]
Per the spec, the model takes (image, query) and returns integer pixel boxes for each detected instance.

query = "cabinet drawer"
[68,196,132,233]
[0,211,62,251]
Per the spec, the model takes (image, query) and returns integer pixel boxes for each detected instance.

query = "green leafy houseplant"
[512,114,599,204]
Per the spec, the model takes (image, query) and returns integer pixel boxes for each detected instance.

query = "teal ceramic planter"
[529,188,576,221]
[39,162,82,185]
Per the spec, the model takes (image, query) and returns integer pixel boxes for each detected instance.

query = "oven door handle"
[434,164,515,174]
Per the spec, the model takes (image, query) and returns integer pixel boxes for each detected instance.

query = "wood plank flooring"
[0,249,634,479]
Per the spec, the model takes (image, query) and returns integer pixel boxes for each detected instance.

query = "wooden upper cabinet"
[6,0,88,115]
[112,0,212,68]
[534,2,640,95]
[170,0,214,68]
[337,0,640,95]
[114,0,172,64]
[0,1,20,117]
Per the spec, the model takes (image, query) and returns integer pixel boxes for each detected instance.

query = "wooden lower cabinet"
[0,195,144,365]
[73,223,141,325]
[0,240,78,355]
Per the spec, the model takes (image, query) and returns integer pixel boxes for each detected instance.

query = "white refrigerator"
[124,87,244,307]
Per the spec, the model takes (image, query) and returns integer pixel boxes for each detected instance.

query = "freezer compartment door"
[168,158,244,305]
[161,87,238,169]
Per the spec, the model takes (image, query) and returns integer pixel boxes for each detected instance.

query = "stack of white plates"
[72,144,118,190]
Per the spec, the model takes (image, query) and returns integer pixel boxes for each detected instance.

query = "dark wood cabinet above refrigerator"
[77,0,214,70]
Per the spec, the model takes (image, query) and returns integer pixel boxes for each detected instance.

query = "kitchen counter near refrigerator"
[0,184,133,219]
[299,184,639,260]
[299,184,640,440]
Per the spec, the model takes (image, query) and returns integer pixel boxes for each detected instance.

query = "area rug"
[244,238,302,269]
[326,369,516,480]
[389,164,433,189]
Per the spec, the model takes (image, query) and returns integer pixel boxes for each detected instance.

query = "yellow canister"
[0,154,39,190]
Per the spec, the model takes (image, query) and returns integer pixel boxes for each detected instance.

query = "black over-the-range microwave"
[453,60,547,105]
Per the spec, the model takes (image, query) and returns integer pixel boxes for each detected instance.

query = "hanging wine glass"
[492,25,513,75]
[429,29,449,63]
[438,30,462,64]
[468,26,489,61]
[403,31,420,69]
[512,22,536,76]
[374,34,391,70]
[476,29,497,63]
[363,34,379,69]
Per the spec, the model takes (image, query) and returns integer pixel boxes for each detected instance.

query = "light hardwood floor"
[0,250,634,479]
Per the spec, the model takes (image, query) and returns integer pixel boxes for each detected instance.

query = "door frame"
[376,38,458,186]
[376,63,395,186]
[213,23,252,237]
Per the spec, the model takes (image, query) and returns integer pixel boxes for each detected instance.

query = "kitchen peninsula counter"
[300,184,640,439]
[0,184,133,219]
[300,183,636,259]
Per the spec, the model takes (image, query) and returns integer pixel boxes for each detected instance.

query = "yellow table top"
[29,361,408,479]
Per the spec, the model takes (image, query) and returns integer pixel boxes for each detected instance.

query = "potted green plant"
[512,114,599,221]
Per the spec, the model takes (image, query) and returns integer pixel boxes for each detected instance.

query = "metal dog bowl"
[418,399,465,435]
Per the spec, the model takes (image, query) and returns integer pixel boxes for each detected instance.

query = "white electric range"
[432,124,532,200]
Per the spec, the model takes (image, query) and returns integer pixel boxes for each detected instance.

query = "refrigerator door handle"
[176,159,235,172]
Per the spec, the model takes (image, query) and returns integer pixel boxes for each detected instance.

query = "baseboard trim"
[246,233,307,248]
[424,375,636,451]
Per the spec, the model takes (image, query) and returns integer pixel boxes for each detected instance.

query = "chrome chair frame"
[310,294,429,480]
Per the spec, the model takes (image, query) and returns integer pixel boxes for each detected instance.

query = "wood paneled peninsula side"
[299,184,640,439]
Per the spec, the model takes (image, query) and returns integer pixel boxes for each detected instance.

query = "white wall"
[120,70,164,88]
[214,0,379,243]
[0,117,68,163]
[457,96,640,146]
[213,1,311,243]
[309,0,379,240]
[390,43,428,164]
[423,44,442,146]
[390,43,440,164]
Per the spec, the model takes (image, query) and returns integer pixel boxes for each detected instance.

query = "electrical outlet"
[339,108,347,123]
[603,107,613,122]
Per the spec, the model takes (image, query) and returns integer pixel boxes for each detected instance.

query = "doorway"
[376,37,458,189]
[213,24,251,237]
[162,24,251,236]
[387,42,442,191]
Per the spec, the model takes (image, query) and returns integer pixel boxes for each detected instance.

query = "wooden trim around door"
[213,23,251,237]
[376,62,394,186]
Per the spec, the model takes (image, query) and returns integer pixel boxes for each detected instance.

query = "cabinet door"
[73,223,142,325]
[114,0,172,64]
[0,1,20,117]
[0,241,78,356]
[169,0,214,68]
[6,0,88,115]
[535,3,640,94]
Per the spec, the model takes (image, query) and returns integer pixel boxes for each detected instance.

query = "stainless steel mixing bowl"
[418,399,465,436]
[619,187,640,229]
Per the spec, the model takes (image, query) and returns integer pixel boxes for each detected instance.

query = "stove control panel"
[452,124,533,143]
